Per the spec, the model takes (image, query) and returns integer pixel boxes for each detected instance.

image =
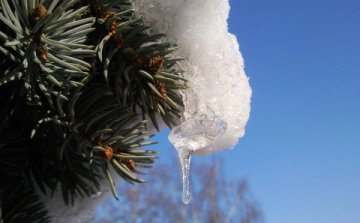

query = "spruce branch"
[83,0,188,130]
[0,183,50,223]
[0,0,95,106]
[0,0,189,221]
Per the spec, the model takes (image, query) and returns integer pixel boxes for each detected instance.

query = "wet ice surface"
[179,148,192,204]
[169,115,228,151]
[169,115,228,204]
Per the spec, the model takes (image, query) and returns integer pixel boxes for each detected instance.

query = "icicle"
[178,147,193,204]
[169,114,227,204]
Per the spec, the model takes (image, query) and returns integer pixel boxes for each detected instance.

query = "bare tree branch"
[92,152,262,223]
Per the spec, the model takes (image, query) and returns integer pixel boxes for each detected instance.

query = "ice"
[179,148,192,204]
[132,0,252,155]
[169,114,228,204]
[168,114,228,152]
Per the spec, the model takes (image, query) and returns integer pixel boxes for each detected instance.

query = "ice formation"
[133,0,252,155]
[168,115,228,203]
[48,0,251,220]
[134,0,252,204]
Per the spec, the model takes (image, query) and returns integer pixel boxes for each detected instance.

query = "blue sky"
[222,0,360,222]
[95,1,359,222]
[152,1,360,223]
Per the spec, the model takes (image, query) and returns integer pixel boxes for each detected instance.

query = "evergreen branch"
[82,1,188,129]
[0,0,95,107]
[0,183,50,223]
[0,0,189,219]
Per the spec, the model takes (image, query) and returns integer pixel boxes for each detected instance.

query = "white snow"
[40,174,113,223]
[133,0,252,155]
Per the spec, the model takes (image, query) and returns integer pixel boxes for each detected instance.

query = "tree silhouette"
[93,152,262,223]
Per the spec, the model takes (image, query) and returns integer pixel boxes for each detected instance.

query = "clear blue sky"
[153,1,360,223]
[223,0,360,222]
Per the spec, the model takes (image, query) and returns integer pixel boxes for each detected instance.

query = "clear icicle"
[178,147,193,204]
[169,114,228,204]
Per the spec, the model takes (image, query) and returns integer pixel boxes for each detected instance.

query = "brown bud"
[100,146,113,161]
[121,159,137,172]
[109,21,117,36]
[155,81,167,101]
[148,56,164,72]
[36,44,48,62]
[30,4,47,23]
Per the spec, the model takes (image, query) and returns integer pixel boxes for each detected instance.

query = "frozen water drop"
[178,147,193,204]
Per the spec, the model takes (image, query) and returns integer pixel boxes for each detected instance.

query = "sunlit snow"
[133,0,251,155]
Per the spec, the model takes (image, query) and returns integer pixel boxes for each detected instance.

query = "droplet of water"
[178,147,193,204]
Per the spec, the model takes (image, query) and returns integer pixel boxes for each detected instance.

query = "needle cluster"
[0,0,187,222]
